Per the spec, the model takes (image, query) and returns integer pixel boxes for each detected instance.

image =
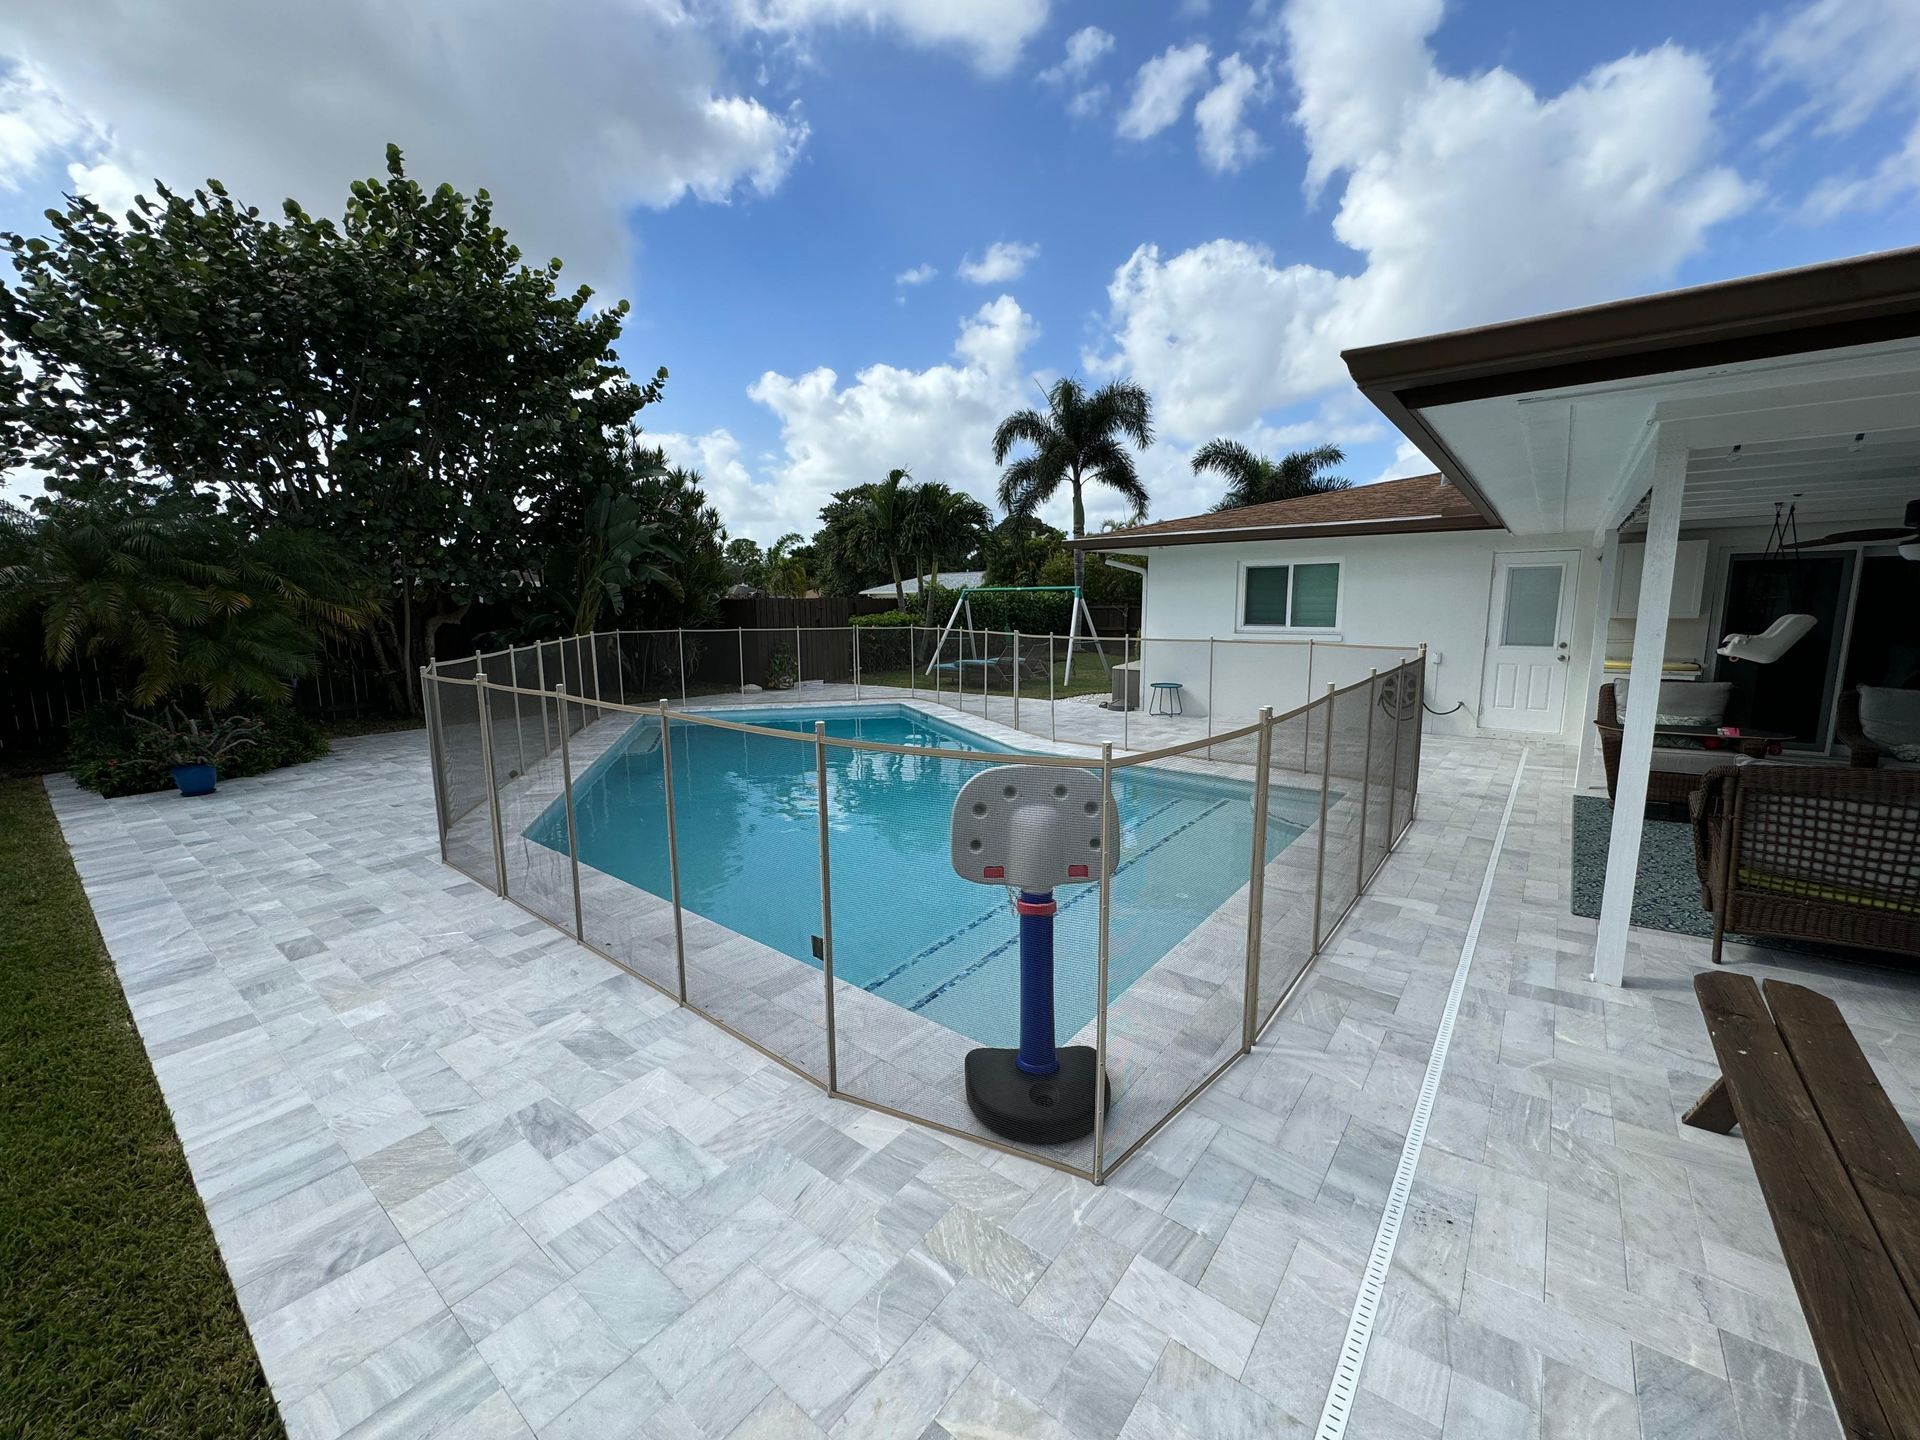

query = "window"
[1238,561,1340,631]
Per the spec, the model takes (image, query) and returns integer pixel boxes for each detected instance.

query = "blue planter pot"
[172,763,218,797]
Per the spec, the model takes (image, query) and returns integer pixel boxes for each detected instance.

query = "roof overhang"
[1343,246,1920,538]
[1067,512,1490,550]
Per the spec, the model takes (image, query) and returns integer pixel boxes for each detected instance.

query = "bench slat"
[1767,979,1920,1317]
[1694,971,1920,1439]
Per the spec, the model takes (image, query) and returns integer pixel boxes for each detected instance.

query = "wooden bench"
[1683,972,1920,1437]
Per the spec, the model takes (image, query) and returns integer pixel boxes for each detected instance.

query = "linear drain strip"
[1313,748,1529,1440]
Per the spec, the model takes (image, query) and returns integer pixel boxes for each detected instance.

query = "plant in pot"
[129,710,265,796]
[764,641,797,691]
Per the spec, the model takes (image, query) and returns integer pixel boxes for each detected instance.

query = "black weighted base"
[964,1045,1106,1145]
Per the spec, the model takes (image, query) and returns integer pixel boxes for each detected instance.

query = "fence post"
[510,649,527,779]
[737,628,746,696]
[614,632,624,707]
[536,644,551,756]
[796,623,804,689]
[1310,683,1334,955]
[909,626,918,701]
[1384,662,1403,855]
[1206,637,1215,758]
[1410,646,1427,827]
[421,666,451,865]
[556,684,586,941]
[1121,635,1130,751]
[678,630,687,708]
[658,701,688,1003]
[1092,742,1114,1185]
[1357,670,1376,893]
[475,661,508,898]
[815,721,838,1094]
[1242,708,1273,1052]
[1012,628,1021,732]
[1303,639,1315,769]
[853,625,862,700]
[1050,633,1057,743]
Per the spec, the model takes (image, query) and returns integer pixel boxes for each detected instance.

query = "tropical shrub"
[69,706,328,797]
[850,610,916,628]
[127,710,263,768]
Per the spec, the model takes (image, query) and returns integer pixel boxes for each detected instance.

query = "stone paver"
[46,703,1904,1439]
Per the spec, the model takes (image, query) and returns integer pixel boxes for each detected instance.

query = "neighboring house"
[857,570,985,601]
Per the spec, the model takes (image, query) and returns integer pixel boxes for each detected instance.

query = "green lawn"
[0,777,285,1440]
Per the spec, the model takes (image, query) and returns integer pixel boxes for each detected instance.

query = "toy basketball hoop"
[950,764,1113,1144]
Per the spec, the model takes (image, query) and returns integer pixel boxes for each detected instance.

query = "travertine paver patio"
[47,712,1910,1438]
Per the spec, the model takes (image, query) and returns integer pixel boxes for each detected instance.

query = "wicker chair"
[1594,682,1717,808]
[1689,764,1920,964]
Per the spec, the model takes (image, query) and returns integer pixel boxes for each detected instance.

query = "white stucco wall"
[1127,529,1603,747]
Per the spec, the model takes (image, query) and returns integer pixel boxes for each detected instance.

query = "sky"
[2,0,1918,545]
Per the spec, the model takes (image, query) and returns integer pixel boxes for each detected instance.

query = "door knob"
[1557,654,1568,663]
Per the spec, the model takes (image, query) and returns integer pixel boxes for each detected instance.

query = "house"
[857,569,984,600]
[1081,243,1920,985]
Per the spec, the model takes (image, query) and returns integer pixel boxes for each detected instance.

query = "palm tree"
[904,482,990,600]
[993,377,1153,594]
[1193,440,1349,512]
[765,534,813,598]
[855,468,915,610]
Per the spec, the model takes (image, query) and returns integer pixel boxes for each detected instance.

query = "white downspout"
[1592,430,1686,987]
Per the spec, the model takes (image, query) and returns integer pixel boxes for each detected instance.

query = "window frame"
[1234,557,1344,636]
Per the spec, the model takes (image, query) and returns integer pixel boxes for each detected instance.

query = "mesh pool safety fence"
[426,626,1424,1183]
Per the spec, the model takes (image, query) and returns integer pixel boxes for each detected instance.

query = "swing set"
[924,585,1108,684]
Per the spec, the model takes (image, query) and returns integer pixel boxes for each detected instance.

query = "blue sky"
[3,0,1918,543]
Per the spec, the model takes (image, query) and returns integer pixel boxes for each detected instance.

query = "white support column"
[1573,533,1621,794]
[1592,430,1686,987]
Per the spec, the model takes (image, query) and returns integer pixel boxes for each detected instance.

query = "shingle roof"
[1069,472,1497,549]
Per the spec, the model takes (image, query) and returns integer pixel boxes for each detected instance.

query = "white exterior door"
[1481,551,1575,734]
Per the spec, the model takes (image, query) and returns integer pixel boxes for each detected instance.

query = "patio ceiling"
[1345,246,1920,538]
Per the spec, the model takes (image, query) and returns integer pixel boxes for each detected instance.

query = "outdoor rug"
[1568,794,1866,960]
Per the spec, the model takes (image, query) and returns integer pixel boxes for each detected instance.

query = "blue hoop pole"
[1015,890,1060,1076]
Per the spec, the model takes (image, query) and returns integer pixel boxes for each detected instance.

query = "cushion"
[1859,686,1920,762]
[1650,749,1750,776]
[1614,679,1732,728]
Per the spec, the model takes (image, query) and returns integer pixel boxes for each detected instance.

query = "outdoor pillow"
[1614,678,1731,728]
[1859,686,1920,763]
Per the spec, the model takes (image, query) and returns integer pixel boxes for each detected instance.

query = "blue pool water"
[530,704,1316,1046]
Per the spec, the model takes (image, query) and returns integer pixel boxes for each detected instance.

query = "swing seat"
[1718,613,1816,665]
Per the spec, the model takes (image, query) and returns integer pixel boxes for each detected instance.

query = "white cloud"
[0,2,809,300]
[958,239,1039,284]
[1038,25,1115,117]
[1193,54,1265,173]
[647,426,785,535]
[1755,0,1920,219]
[1117,42,1212,141]
[1091,0,1752,439]
[895,262,937,285]
[1038,25,1114,85]
[0,62,94,187]
[1065,86,1109,120]
[730,0,1051,76]
[743,296,1041,537]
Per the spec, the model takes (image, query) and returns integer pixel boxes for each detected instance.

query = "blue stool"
[1148,681,1184,716]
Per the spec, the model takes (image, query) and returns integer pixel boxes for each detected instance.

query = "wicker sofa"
[1690,764,1920,964]
[1594,681,1742,808]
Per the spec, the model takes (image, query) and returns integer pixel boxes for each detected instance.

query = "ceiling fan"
[1790,498,1920,561]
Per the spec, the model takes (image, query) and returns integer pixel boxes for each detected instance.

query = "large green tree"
[1194,440,1349,512]
[0,145,665,707]
[992,378,1153,594]
[903,481,990,598]
[856,467,916,610]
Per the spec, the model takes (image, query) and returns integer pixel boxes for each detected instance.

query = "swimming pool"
[528,704,1317,1046]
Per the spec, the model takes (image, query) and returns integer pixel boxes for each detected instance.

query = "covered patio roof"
[1343,246,1920,989]
[1343,244,1920,539]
